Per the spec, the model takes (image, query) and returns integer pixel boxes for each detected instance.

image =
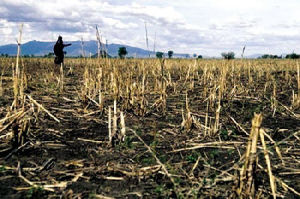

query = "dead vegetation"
[0,57,299,198]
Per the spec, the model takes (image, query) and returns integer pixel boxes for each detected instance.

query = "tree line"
[2,48,300,59]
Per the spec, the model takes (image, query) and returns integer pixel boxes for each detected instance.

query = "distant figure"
[53,36,71,65]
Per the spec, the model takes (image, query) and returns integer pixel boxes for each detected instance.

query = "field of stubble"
[0,58,299,198]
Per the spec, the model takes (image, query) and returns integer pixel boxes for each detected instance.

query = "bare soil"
[0,58,299,198]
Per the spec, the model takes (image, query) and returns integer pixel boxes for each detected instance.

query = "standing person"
[53,36,71,65]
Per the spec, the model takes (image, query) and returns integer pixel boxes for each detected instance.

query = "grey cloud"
[41,21,94,33]
[1,0,300,56]
[0,2,43,22]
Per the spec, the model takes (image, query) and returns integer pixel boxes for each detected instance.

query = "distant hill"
[245,53,288,59]
[0,40,189,58]
[244,54,263,59]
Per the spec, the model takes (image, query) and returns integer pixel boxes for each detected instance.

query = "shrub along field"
[0,58,299,198]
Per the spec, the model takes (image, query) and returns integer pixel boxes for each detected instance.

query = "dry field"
[0,58,299,198]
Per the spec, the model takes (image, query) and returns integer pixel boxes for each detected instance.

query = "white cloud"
[0,0,300,56]
[103,18,138,29]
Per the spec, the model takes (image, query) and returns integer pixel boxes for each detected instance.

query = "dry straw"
[237,113,277,199]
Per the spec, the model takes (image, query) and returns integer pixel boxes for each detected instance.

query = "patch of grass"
[166,114,173,121]
[202,177,207,186]
[140,156,156,166]
[165,163,177,175]
[174,177,182,185]
[158,154,167,163]
[26,186,44,199]
[220,128,229,140]
[155,184,164,195]
[0,165,6,172]
[88,192,97,199]
[150,140,158,151]
[190,188,199,199]
[123,136,134,149]
[49,82,56,89]
[136,128,143,136]
[208,149,219,159]
[253,104,263,113]
[227,149,234,156]
[186,152,199,163]
[228,126,238,137]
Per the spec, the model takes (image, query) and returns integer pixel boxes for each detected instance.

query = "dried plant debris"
[0,58,299,198]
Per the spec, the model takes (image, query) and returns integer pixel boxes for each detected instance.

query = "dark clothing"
[53,37,71,64]
[54,56,64,65]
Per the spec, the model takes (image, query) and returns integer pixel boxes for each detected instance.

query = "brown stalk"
[238,113,262,198]
[259,129,276,199]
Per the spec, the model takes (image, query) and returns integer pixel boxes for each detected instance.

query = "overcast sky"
[0,0,300,56]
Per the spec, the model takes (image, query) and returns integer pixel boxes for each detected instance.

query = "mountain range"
[0,40,190,58]
[0,40,287,59]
